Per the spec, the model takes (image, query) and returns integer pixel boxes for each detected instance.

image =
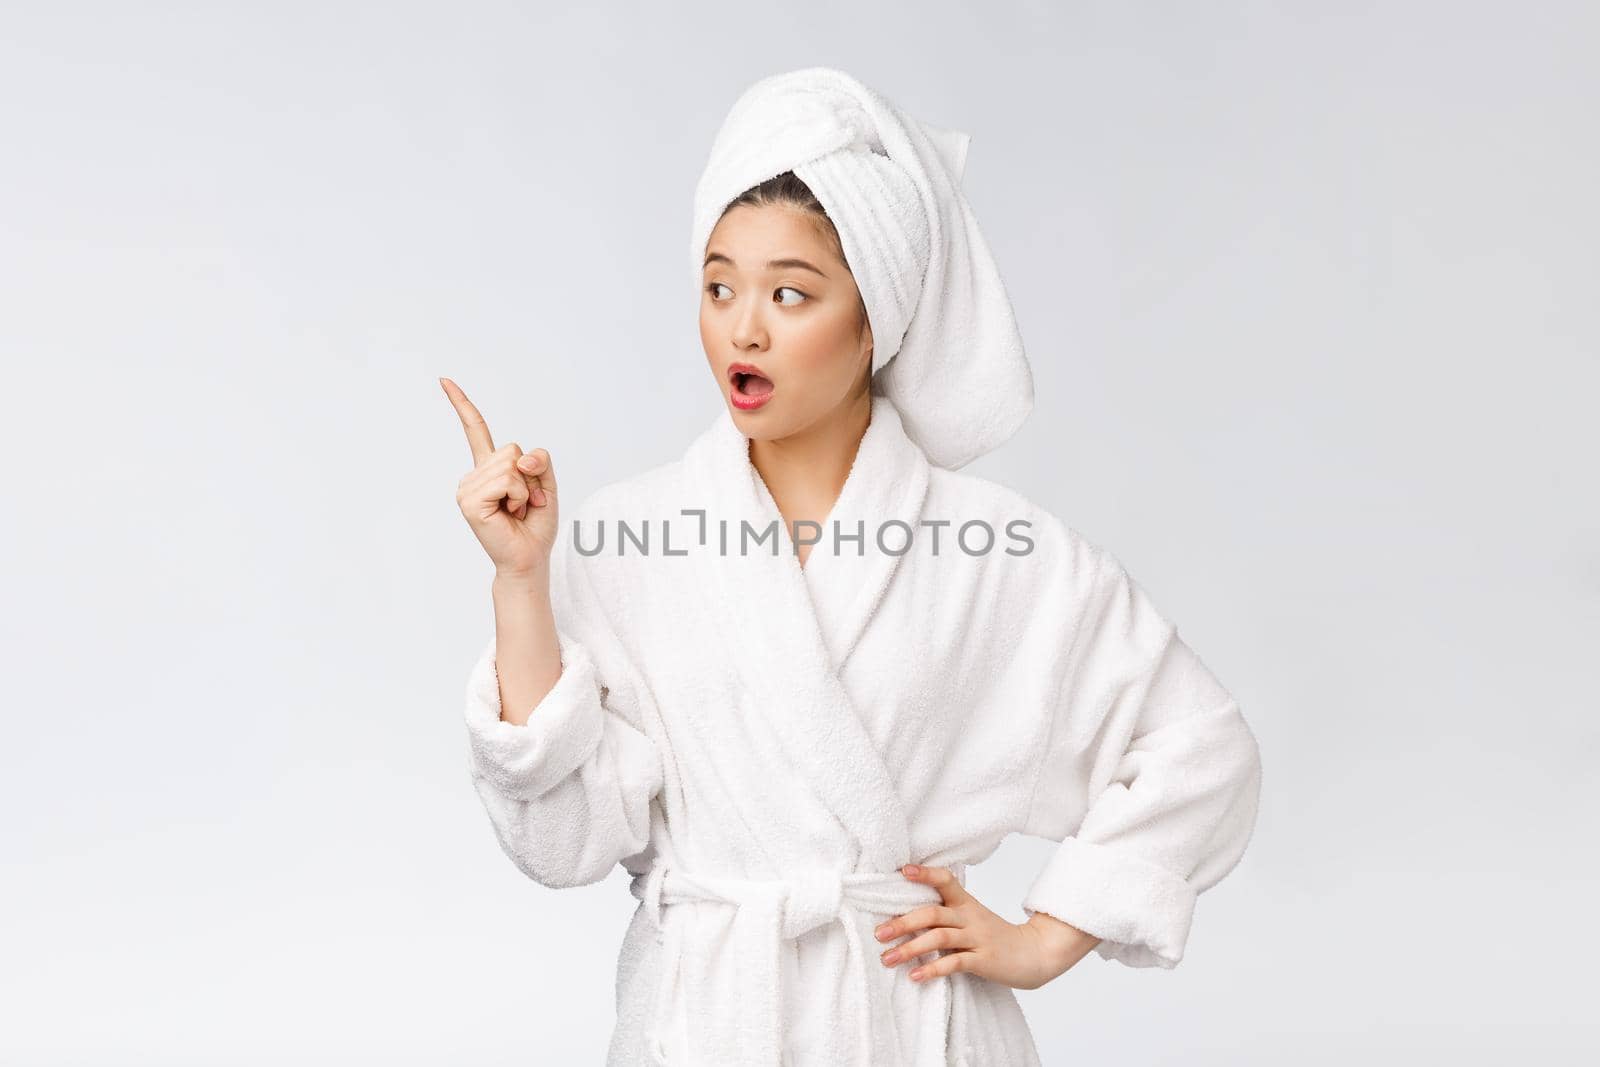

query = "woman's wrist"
[1024,911,1102,976]
[493,563,550,592]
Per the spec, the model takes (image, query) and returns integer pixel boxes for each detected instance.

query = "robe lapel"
[797,396,932,675]
[679,392,931,872]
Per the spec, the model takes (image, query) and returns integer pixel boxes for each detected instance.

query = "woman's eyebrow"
[703,252,830,278]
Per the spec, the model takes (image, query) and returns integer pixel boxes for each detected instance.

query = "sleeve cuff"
[1021,836,1197,969]
[463,629,606,801]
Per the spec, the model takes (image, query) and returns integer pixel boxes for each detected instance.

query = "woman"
[446,68,1262,1066]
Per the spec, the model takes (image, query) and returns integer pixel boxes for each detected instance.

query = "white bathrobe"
[462,394,1262,1066]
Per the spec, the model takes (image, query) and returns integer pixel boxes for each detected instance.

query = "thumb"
[515,448,557,504]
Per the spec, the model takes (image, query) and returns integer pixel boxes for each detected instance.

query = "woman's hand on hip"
[874,864,1102,991]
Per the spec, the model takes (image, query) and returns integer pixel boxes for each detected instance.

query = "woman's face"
[699,203,873,440]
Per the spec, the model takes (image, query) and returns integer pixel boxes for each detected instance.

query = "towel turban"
[691,66,1034,470]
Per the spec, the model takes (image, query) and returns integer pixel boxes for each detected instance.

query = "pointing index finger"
[440,377,495,466]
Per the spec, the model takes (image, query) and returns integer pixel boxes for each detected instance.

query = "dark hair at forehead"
[719,171,869,338]
[722,171,847,266]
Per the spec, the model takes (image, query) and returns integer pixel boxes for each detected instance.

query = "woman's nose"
[731,304,769,349]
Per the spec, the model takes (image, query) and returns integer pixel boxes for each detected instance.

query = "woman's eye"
[704,281,806,305]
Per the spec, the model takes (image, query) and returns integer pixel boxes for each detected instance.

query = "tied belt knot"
[629,861,966,1066]
[779,867,846,940]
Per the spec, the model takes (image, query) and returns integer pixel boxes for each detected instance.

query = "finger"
[457,445,520,502]
[516,448,558,503]
[874,904,962,942]
[514,451,544,507]
[902,864,970,904]
[441,377,496,467]
[881,925,971,968]
[458,445,533,518]
[910,949,972,983]
[496,470,530,521]
[521,471,545,509]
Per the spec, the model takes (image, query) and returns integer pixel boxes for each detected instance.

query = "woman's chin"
[729,404,796,440]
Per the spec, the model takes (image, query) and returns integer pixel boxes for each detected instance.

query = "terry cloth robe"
[462,394,1263,1066]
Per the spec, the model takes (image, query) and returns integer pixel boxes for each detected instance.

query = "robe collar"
[677,391,931,871]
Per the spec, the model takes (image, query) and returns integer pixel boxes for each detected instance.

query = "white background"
[3,2,1595,1063]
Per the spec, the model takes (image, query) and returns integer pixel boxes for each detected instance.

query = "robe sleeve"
[1021,541,1263,969]
[462,531,664,889]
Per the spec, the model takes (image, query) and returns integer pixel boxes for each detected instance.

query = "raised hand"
[443,377,559,577]
[873,865,1103,991]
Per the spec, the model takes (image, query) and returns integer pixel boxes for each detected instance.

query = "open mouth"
[732,370,774,398]
[728,363,775,401]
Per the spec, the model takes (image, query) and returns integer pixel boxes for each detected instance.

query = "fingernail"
[903,865,920,876]
[875,923,891,940]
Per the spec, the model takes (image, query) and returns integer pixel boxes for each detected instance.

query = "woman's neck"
[748,392,872,566]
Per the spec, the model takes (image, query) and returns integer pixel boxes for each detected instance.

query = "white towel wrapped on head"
[690,66,1034,471]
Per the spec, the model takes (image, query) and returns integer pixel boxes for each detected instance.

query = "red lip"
[728,361,775,411]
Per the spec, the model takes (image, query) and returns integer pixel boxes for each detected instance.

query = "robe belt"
[629,861,967,1066]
